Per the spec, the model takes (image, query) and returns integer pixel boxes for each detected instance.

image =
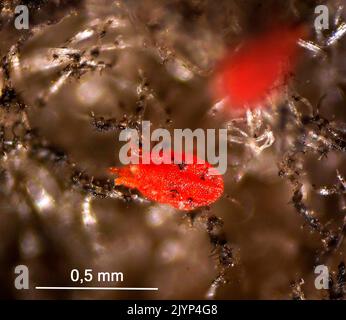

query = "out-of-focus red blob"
[213,24,307,110]
[109,151,224,211]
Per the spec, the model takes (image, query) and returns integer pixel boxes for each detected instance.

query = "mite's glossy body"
[213,25,307,110]
[110,152,224,210]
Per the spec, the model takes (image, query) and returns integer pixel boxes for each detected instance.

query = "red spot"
[110,151,224,211]
[213,24,307,111]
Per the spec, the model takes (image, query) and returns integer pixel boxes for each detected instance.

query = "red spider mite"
[212,24,308,111]
[109,151,224,211]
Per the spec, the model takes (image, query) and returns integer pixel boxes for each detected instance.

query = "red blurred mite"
[109,151,224,211]
[213,24,307,110]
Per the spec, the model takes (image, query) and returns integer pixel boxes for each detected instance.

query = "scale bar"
[35,286,158,291]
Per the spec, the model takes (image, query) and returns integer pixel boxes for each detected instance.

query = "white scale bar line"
[35,287,158,291]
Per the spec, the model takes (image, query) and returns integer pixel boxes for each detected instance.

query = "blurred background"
[0,0,345,299]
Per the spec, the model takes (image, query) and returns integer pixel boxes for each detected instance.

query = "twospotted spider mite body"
[109,151,224,210]
[213,24,307,111]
